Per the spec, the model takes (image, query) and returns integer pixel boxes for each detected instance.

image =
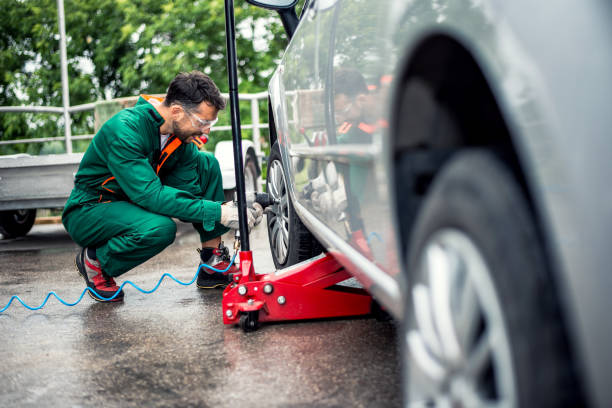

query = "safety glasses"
[334,102,353,123]
[187,110,218,130]
[336,102,353,115]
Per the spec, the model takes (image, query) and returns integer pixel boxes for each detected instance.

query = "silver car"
[246,0,612,406]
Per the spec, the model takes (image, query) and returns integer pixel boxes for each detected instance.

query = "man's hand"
[220,201,264,231]
[250,202,264,227]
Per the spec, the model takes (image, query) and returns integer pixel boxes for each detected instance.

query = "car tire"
[403,149,579,407]
[244,153,258,195]
[266,142,322,269]
[0,209,37,238]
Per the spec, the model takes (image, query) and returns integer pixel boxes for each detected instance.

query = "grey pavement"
[0,220,400,407]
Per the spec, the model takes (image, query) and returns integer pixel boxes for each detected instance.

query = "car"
[245,0,612,406]
[214,140,262,201]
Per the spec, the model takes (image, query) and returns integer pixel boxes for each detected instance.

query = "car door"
[285,0,400,275]
[324,0,399,272]
[270,0,402,307]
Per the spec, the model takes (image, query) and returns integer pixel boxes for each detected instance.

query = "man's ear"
[170,104,184,120]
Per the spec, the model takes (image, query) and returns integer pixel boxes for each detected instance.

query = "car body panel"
[267,0,612,404]
[384,2,612,404]
[269,0,404,305]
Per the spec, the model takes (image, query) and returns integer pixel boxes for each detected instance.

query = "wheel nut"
[277,296,286,305]
[238,285,247,296]
[263,284,274,294]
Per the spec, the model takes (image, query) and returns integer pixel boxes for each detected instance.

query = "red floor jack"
[223,244,374,332]
[222,0,372,332]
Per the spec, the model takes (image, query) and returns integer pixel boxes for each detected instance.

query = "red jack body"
[222,251,373,330]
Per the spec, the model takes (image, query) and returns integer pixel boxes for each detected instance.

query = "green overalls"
[62,96,229,277]
[336,120,376,200]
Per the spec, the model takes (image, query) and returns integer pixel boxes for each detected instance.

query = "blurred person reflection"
[334,68,378,145]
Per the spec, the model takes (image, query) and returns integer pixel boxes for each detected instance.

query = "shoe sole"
[196,283,228,289]
[197,264,234,289]
[75,250,124,303]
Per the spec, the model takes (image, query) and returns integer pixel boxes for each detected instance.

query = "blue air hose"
[0,253,237,313]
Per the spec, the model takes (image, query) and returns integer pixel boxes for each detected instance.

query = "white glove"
[220,201,264,231]
[251,202,264,227]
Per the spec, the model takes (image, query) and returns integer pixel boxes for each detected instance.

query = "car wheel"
[244,154,258,195]
[0,209,37,238]
[403,149,579,407]
[266,142,322,268]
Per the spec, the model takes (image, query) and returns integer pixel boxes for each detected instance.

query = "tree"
[0,0,289,155]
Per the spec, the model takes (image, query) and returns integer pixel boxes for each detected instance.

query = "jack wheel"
[239,311,259,332]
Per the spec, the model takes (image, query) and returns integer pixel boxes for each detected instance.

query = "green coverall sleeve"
[102,127,221,231]
[161,147,230,242]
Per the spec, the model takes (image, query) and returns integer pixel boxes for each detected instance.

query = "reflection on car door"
[279,0,401,277]
[276,0,326,197]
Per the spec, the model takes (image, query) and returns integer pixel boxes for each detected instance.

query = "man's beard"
[171,121,200,143]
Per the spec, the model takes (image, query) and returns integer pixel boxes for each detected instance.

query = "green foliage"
[1,0,287,155]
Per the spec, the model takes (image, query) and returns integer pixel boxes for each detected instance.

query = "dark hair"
[334,68,368,98]
[164,71,226,111]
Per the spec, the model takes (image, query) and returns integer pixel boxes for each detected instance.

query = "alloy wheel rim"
[406,228,516,407]
[267,159,290,264]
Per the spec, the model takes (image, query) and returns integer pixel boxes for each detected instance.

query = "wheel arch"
[267,98,279,148]
[389,33,585,399]
[391,33,548,275]
[390,33,532,252]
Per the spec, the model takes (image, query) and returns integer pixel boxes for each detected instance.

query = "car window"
[331,0,392,145]
[297,0,311,19]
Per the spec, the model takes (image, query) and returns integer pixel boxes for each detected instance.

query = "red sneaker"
[75,248,124,302]
[196,243,237,289]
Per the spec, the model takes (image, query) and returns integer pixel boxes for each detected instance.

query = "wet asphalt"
[0,221,401,407]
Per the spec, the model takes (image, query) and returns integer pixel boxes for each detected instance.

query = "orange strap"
[339,121,377,135]
[97,95,187,201]
[358,122,377,134]
[156,135,182,174]
[141,94,164,104]
[338,122,352,134]
[97,176,116,203]
[101,176,116,193]
[380,74,393,85]
[98,134,182,202]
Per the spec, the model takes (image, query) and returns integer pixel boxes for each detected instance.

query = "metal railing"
[0,92,269,157]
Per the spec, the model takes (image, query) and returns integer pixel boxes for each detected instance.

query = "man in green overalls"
[332,68,382,257]
[62,71,262,302]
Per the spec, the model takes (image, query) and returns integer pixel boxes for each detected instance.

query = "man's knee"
[198,151,221,176]
[196,152,224,200]
[209,154,221,175]
[144,216,177,249]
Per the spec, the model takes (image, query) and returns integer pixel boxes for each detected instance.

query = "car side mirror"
[245,0,299,39]
[244,0,298,8]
